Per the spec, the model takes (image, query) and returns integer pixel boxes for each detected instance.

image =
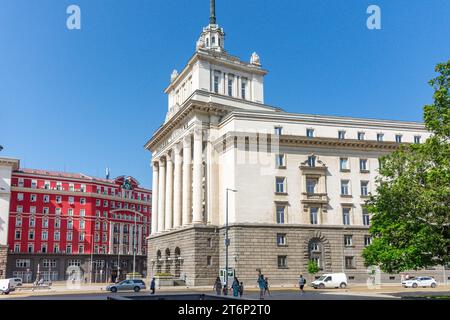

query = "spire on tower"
[209,0,216,24]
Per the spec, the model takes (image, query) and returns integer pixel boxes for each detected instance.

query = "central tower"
[196,0,225,52]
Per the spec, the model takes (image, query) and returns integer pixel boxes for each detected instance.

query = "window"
[103,221,107,230]
[41,243,47,253]
[377,133,384,142]
[30,194,37,202]
[96,199,100,207]
[343,208,351,225]
[338,131,346,139]
[275,153,285,167]
[310,242,320,252]
[16,205,23,213]
[96,187,101,194]
[306,178,317,194]
[276,205,285,224]
[42,218,49,228]
[44,181,50,189]
[95,233,100,242]
[310,207,319,225]
[102,233,107,242]
[277,256,287,268]
[66,245,72,254]
[18,178,24,188]
[15,217,22,227]
[17,193,24,201]
[341,180,350,195]
[344,235,353,247]
[54,218,61,229]
[362,208,370,226]
[53,244,60,253]
[103,200,108,207]
[14,244,20,253]
[29,217,35,227]
[340,158,349,171]
[69,183,74,192]
[364,236,372,247]
[357,132,365,140]
[96,210,100,217]
[67,231,73,241]
[79,209,85,217]
[30,206,36,214]
[68,259,81,267]
[68,197,74,204]
[79,220,85,230]
[80,184,86,192]
[56,196,62,204]
[68,208,74,216]
[307,156,316,167]
[360,159,368,171]
[227,76,233,96]
[306,128,315,138]
[31,180,37,189]
[277,234,286,246]
[414,136,421,144]
[78,245,84,254]
[55,208,61,215]
[214,74,219,93]
[16,259,31,268]
[43,207,49,215]
[241,78,247,99]
[207,256,212,266]
[54,232,60,241]
[79,232,85,242]
[345,256,355,269]
[27,244,34,253]
[56,182,62,190]
[395,135,402,143]
[275,177,286,193]
[43,195,50,203]
[41,231,48,241]
[15,230,21,240]
[361,181,369,196]
[95,221,100,231]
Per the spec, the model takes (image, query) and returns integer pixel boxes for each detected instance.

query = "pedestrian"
[213,277,222,296]
[257,273,265,300]
[150,277,156,295]
[232,277,239,297]
[264,277,271,296]
[238,282,244,298]
[298,274,306,294]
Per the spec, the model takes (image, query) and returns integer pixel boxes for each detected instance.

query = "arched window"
[308,238,323,270]
[212,36,216,45]
[156,250,162,274]
[174,247,181,278]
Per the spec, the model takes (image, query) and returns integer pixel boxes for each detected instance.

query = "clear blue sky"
[1,0,449,188]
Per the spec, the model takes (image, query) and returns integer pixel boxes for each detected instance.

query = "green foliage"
[363,60,450,273]
[307,260,320,275]
[154,272,173,277]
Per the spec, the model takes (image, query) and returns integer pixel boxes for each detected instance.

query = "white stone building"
[145,1,441,286]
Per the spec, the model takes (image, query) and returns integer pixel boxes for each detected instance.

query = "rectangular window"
[68,208,74,216]
[16,205,23,213]
[66,245,72,254]
[55,208,61,215]
[364,236,372,247]
[227,76,233,96]
[68,197,74,204]
[414,136,421,144]
[344,235,353,247]
[54,231,60,241]
[15,230,21,240]
[277,256,287,268]
[44,181,50,189]
[28,230,35,240]
[80,184,86,192]
[41,244,47,253]
[341,180,350,195]
[395,135,402,143]
[345,256,355,269]
[338,131,346,139]
[340,158,349,171]
[276,205,285,224]
[103,200,108,207]
[377,133,384,142]
[361,181,369,196]
[31,180,37,189]
[56,182,62,191]
[214,74,219,93]
[69,183,74,192]
[274,126,283,135]
[307,156,316,167]
[241,79,247,99]
[29,217,35,227]
[18,178,24,188]
[78,245,84,254]
[277,234,286,246]
[357,132,365,141]
[276,154,285,167]
[43,207,49,215]
[310,207,319,225]
[67,231,73,241]
[275,177,286,193]
[54,218,61,229]
[14,244,20,253]
[30,206,36,214]
[306,128,315,138]
[41,231,48,241]
[56,196,62,204]
[42,218,49,228]
[343,208,351,225]
[96,199,101,207]
[17,193,24,201]
[53,244,60,253]
[79,198,86,205]
[16,259,31,268]
[15,217,22,227]
[30,194,37,202]
[43,195,50,203]
[362,208,370,226]
[80,209,86,217]
[306,178,317,194]
[360,159,368,171]
[79,220,85,230]
[79,232,85,242]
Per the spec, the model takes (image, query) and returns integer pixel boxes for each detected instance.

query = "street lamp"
[86,234,94,284]
[224,188,237,296]
[132,211,143,279]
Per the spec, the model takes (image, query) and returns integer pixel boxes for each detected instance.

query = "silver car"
[106,279,146,293]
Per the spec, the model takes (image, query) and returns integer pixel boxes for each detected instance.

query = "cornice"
[0,157,20,170]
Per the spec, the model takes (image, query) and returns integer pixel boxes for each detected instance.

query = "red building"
[5,168,151,283]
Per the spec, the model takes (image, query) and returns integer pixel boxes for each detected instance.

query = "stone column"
[151,161,159,234]
[192,128,203,224]
[182,135,192,226]
[173,144,183,228]
[157,158,166,232]
[165,153,174,231]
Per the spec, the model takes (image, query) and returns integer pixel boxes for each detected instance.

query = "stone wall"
[0,245,7,279]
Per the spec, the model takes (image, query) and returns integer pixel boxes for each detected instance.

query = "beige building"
[145,2,444,286]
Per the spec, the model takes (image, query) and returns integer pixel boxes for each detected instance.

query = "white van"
[311,273,348,289]
[0,279,16,295]
[9,278,22,288]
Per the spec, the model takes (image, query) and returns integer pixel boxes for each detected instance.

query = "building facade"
[2,166,151,283]
[146,1,448,286]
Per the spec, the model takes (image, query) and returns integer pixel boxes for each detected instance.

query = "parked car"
[311,273,348,289]
[10,278,23,288]
[106,279,146,293]
[402,276,437,288]
[0,279,16,295]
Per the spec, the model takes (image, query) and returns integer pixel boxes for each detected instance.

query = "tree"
[362,60,450,273]
[307,260,320,281]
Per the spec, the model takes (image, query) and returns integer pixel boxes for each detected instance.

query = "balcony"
[301,193,328,204]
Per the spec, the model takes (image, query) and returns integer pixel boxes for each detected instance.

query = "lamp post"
[224,188,237,296]
[132,211,143,279]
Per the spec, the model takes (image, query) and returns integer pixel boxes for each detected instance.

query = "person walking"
[232,277,240,297]
[257,273,265,300]
[238,282,244,298]
[298,275,306,294]
[150,277,156,295]
[213,277,222,296]
[264,277,271,296]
